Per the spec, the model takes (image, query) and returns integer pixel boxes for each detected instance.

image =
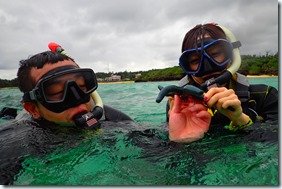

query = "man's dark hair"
[17,51,76,92]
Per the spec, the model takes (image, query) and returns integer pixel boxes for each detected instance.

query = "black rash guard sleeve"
[248,84,278,121]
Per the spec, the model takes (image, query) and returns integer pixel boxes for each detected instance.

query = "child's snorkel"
[200,24,242,91]
[48,42,104,129]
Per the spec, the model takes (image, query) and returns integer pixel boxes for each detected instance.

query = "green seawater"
[0,78,279,185]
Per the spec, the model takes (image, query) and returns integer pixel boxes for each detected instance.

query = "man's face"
[30,60,91,125]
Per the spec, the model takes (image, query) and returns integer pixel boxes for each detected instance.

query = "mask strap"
[199,26,205,55]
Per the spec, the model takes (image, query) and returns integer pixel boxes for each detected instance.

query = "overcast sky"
[0,0,279,79]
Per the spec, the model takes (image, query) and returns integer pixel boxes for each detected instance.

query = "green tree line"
[0,78,18,88]
[0,53,278,88]
[238,53,278,75]
[135,53,278,82]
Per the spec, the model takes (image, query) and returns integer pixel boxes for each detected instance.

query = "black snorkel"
[200,71,233,92]
[73,106,103,130]
[48,42,104,130]
[200,24,242,92]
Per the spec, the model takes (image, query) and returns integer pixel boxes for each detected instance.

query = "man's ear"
[23,102,41,119]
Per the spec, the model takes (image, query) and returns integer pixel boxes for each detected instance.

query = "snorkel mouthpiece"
[201,71,233,91]
[73,106,103,130]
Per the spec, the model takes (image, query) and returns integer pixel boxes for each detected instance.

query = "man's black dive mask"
[179,38,234,77]
[23,66,98,113]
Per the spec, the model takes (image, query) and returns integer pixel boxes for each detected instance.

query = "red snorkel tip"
[48,42,62,52]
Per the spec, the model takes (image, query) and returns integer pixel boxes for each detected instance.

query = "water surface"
[0,78,279,185]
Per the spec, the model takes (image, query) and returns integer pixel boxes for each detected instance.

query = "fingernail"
[203,96,209,102]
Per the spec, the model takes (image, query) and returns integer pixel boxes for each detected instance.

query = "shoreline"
[0,75,278,89]
[246,75,278,78]
[98,75,278,85]
[97,75,278,85]
[98,81,135,85]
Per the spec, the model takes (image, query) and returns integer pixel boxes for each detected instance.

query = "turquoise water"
[0,77,279,185]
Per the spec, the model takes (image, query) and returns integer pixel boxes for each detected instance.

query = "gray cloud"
[0,0,278,79]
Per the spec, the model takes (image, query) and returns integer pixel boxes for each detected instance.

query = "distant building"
[135,73,142,78]
[97,78,104,82]
[105,74,121,82]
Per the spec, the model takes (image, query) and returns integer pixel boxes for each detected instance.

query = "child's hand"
[168,95,211,143]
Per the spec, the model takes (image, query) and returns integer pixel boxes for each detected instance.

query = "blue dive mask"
[23,66,98,113]
[179,39,234,77]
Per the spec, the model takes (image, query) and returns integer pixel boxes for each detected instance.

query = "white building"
[105,74,121,82]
